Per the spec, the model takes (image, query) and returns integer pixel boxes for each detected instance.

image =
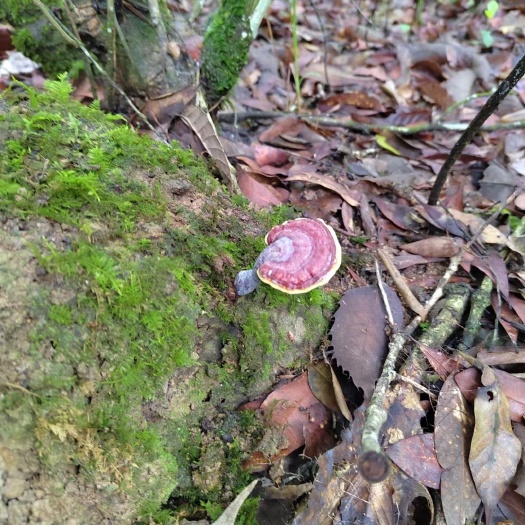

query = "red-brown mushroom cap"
[256,218,341,293]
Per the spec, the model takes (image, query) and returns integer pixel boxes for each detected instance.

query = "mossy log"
[0,79,335,523]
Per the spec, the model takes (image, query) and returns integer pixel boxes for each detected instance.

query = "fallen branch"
[218,111,525,134]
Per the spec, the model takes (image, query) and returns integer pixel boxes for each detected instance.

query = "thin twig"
[375,260,394,325]
[377,248,425,318]
[428,53,525,205]
[218,110,525,135]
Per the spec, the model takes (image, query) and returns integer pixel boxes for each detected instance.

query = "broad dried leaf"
[372,197,419,231]
[286,169,359,207]
[260,373,333,460]
[499,488,525,524]
[307,362,340,413]
[418,77,453,109]
[479,162,520,203]
[491,293,519,345]
[435,375,480,525]
[401,237,460,258]
[251,143,289,166]
[330,285,404,400]
[329,366,352,421]
[477,346,525,366]
[418,343,464,380]
[469,378,522,522]
[236,168,289,207]
[487,251,510,302]
[509,294,525,326]
[386,434,443,489]
[455,367,525,423]
[447,209,508,245]
[181,91,238,192]
[414,204,468,238]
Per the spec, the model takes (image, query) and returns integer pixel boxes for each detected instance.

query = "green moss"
[12,26,81,77]
[200,0,253,105]
[0,0,54,26]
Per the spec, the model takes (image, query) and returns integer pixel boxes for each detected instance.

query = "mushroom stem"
[234,269,261,296]
[234,237,294,296]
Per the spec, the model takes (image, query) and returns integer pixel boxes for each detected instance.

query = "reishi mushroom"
[234,218,342,296]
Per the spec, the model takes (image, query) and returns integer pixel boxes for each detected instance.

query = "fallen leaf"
[249,373,333,468]
[237,167,289,207]
[434,374,480,525]
[418,343,464,380]
[469,375,522,524]
[386,434,443,489]
[181,91,239,192]
[286,168,360,207]
[447,209,508,245]
[330,285,404,400]
[401,237,460,258]
[455,367,525,423]
[307,362,340,413]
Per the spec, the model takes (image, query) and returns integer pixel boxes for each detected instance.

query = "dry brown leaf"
[330,285,404,401]
[286,170,359,207]
[418,343,464,380]
[180,91,238,192]
[478,346,525,366]
[447,209,508,245]
[434,374,480,525]
[248,373,334,468]
[418,77,453,109]
[307,362,340,413]
[491,293,519,345]
[455,367,525,423]
[401,237,461,258]
[236,168,289,207]
[469,374,522,524]
[329,366,352,421]
[386,434,443,489]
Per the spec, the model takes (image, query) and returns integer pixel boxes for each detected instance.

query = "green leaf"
[376,135,401,156]
[481,28,494,48]
[484,0,498,19]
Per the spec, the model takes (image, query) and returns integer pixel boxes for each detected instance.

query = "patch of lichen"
[200,0,253,106]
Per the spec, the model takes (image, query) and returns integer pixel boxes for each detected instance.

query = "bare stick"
[218,112,525,135]
[428,53,525,205]
[377,248,425,318]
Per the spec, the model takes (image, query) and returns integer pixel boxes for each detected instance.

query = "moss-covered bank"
[0,78,337,524]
